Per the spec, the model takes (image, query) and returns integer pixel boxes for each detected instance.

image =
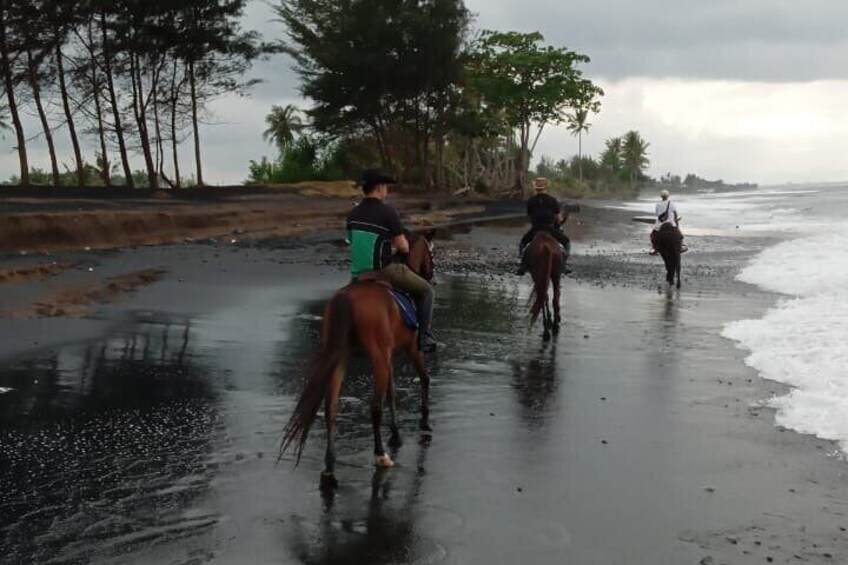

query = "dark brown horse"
[281,232,435,489]
[656,223,682,288]
[527,231,564,340]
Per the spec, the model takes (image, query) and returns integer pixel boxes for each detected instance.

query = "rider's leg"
[519,228,536,256]
[378,263,437,352]
[517,227,537,275]
[547,227,573,274]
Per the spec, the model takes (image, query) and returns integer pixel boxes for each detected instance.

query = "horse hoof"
[388,433,403,448]
[319,472,338,491]
[375,454,395,468]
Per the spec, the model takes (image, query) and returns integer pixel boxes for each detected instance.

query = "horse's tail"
[280,291,353,465]
[530,242,553,324]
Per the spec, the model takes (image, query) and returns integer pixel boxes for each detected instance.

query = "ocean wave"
[723,222,848,454]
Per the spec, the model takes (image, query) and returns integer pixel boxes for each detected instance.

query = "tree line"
[260,0,604,195]
[535,130,651,198]
[0,0,267,188]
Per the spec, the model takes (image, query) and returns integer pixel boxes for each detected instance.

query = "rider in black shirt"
[517,177,572,275]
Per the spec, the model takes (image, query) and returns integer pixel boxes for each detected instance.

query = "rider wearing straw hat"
[516,177,572,275]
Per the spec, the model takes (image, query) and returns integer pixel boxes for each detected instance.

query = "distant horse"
[281,231,435,490]
[656,223,682,288]
[527,231,564,340]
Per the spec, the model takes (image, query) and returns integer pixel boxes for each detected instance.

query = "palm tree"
[622,130,649,189]
[263,104,304,154]
[566,107,591,181]
[600,136,623,174]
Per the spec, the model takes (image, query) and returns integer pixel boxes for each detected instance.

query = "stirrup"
[420,336,438,353]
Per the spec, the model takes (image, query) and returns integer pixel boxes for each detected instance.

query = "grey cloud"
[465,0,848,81]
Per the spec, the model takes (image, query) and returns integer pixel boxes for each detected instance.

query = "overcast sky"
[2,0,847,185]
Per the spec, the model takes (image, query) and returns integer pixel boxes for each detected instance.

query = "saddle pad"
[521,242,567,259]
[389,289,419,329]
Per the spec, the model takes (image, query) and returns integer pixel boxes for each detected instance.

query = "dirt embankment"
[0,182,488,255]
[0,183,358,254]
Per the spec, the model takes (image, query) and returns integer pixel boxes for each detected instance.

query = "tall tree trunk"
[91,57,110,186]
[153,80,164,183]
[56,43,85,187]
[86,21,110,186]
[434,131,444,190]
[188,59,203,186]
[130,52,157,188]
[169,61,182,188]
[101,10,133,188]
[27,48,61,188]
[0,13,29,186]
[170,106,181,188]
[578,131,583,182]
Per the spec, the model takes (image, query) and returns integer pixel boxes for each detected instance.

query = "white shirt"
[653,199,678,230]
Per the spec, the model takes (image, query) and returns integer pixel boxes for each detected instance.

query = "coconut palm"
[263,104,304,154]
[566,107,591,181]
[622,130,649,189]
[600,137,622,173]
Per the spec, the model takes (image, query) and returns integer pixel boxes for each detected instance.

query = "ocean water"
[631,184,848,454]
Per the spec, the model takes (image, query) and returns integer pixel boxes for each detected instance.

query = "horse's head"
[405,229,435,283]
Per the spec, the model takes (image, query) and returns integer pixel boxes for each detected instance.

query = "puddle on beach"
[0,276,554,564]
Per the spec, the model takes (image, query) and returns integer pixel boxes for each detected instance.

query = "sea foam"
[723,225,848,453]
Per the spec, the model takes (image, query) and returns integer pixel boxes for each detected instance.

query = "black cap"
[361,169,397,192]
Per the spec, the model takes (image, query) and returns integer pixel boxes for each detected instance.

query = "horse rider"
[649,189,687,255]
[516,177,572,275]
[347,169,437,352]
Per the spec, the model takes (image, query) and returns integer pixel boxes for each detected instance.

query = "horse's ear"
[424,229,436,242]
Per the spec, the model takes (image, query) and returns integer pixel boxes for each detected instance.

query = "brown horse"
[656,223,682,288]
[527,231,564,340]
[281,232,435,489]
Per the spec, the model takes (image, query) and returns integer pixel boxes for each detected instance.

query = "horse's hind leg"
[676,257,682,289]
[410,347,432,432]
[368,346,394,468]
[542,301,551,341]
[552,276,562,332]
[320,364,345,490]
[387,373,402,449]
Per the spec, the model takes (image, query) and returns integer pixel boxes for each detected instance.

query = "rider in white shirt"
[649,189,687,255]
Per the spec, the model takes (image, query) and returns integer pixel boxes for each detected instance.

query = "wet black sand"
[1,205,847,564]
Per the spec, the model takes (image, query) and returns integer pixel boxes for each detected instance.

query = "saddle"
[520,240,568,261]
[351,275,419,329]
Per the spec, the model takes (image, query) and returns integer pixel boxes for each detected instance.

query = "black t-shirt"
[347,197,404,276]
[526,193,561,227]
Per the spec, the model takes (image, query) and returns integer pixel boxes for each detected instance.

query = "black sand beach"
[1,204,847,564]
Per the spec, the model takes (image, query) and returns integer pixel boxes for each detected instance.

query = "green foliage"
[622,130,650,187]
[246,136,354,184]
[276,0,470,186]
[468,30,602,186]
[532,129,650,199]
